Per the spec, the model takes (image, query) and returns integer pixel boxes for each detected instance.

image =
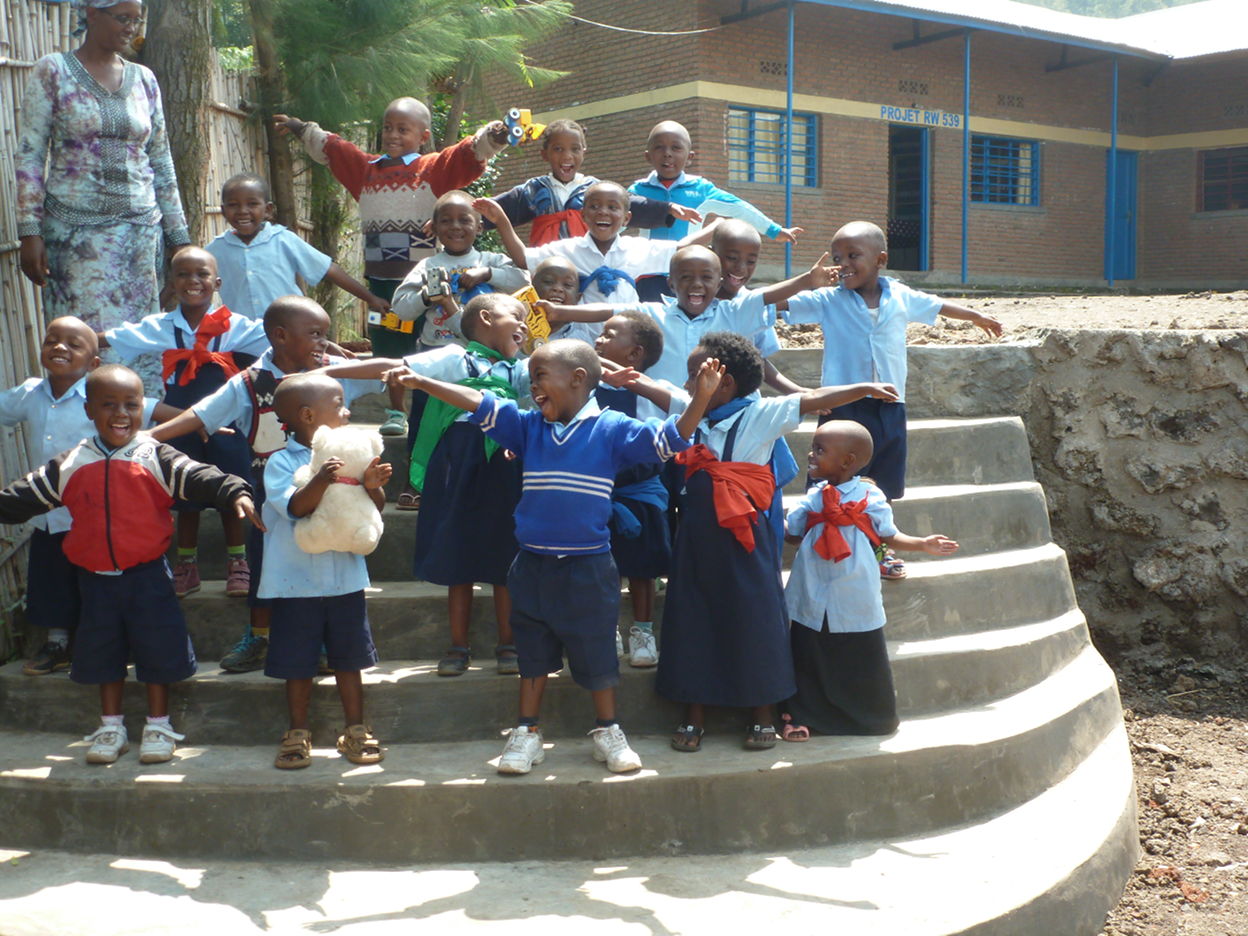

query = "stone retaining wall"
[780,332,1248,661]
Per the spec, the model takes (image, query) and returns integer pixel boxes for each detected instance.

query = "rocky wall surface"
[779,334,1248,659]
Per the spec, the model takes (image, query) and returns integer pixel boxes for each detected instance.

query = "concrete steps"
[0,607,1090,744]
[0,645,1123,864]
[0,725,1138,936]
[1,394,1137,933]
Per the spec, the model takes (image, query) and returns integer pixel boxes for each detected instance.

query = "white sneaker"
[139,723,186,763]
[589,724,642,772]
[615,628,625,657]
[84,724,129,764]
[628,626,658,668]
[497,726,545,775]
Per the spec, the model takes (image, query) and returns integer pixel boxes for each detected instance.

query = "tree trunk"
[139,0,213,244]
[247,0,297,229]
[308,165,355,336]
[438,67,471,149]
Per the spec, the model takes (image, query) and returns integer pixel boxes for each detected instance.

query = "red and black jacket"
[0,433,252,573]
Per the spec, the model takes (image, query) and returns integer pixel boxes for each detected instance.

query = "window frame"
[726,106,818,189]
[1197,146,1248,213]
[970,134,1041,207]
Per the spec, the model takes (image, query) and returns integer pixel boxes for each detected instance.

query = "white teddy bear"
[292,424,385,556]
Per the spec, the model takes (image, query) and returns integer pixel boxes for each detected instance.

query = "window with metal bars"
[726,107,817,187]
[1199,147,1248,211]
[970,135,1040,206]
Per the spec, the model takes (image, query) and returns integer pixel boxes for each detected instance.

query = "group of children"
[3,92,1005,774]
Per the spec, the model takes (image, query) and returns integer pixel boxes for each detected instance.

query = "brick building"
[489,0,1248,290]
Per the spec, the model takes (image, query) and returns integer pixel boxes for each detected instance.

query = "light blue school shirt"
[257,438,371,598]
[401,344,531,421]
[784,478,899,633]
[205,223,333,321]
[782,276,942,401]
[634,290,777,388]
[671,394,801,467]
[0,376,157,532]
[103,306,270,376]
[193,349,376,435]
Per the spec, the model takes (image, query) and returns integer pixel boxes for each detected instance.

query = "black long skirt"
[655,470,794,707]
[784,622,899,736]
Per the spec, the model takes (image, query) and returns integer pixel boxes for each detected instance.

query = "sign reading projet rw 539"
[880,105,962,128]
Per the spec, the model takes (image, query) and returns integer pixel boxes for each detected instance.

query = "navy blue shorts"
[71,558,196,685]
[26,528,80,633]
[507,550,621,691]
[265,591,378,680]
[819,399,908,500]
[168,430,253,512]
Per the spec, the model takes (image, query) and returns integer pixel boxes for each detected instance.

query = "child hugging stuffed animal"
[293,425,386,555]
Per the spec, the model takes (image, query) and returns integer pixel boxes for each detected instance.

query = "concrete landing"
[0,724,1136,936]
[0,646,1123,863]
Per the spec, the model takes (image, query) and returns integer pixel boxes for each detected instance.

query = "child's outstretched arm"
[600,359,679,413]
[324,263,390,315]
[938,301,1003,338]
[382,367,485,414]
[675,357,725,439]
[762,252,841,309]
[799,381,899,415]
[534,299,615,327]
[474,198,529,270]
[884,531,959,555]
[149,407,207,443]
[764,361,806,395]
[317,357,407,382]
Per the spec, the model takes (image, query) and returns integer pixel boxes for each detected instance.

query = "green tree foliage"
[246,0,568,334]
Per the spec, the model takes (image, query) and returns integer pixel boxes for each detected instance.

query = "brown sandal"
[338,724,384,764]
[275,728,312,769]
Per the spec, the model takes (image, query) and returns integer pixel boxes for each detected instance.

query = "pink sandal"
[780,714,810,742]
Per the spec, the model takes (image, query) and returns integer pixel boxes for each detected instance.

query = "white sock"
[47,628,69,647]
[101,714,124,727]
[146,715,172,728]
[633,621,653,634]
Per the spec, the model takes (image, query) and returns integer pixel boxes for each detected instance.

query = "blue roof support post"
[961,29,971,285]
[785,0,795,278]
[1106,55,1119,287]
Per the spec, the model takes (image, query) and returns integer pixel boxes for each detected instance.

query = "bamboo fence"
[0,0,312,658]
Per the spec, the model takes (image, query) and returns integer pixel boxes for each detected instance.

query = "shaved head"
[532,338,601,385]
[584,180,630,212]
[647,120,691,148]
[814,419,874,465]
[86,363,143,402]
[712,219,762,251]
[385,96,431,129]
[832,221,887,254]
[273,373,342,424]
[47,315,99,356]
[670,244,721,277]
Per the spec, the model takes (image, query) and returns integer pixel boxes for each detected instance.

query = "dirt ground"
[776,289,1248,347]
[784,289,1248,935]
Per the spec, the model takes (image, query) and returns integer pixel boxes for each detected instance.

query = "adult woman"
[16,0,189,371]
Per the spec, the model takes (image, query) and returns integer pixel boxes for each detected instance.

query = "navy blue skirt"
[610,495,671,579]
[413,421,521,586]
[655,470,795,708]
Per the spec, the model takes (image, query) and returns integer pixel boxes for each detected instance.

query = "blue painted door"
[1104,150,1138,282]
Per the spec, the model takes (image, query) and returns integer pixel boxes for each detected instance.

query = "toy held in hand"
[512,284,550,353]
[505,108,546,146]
[292,425,385,556]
